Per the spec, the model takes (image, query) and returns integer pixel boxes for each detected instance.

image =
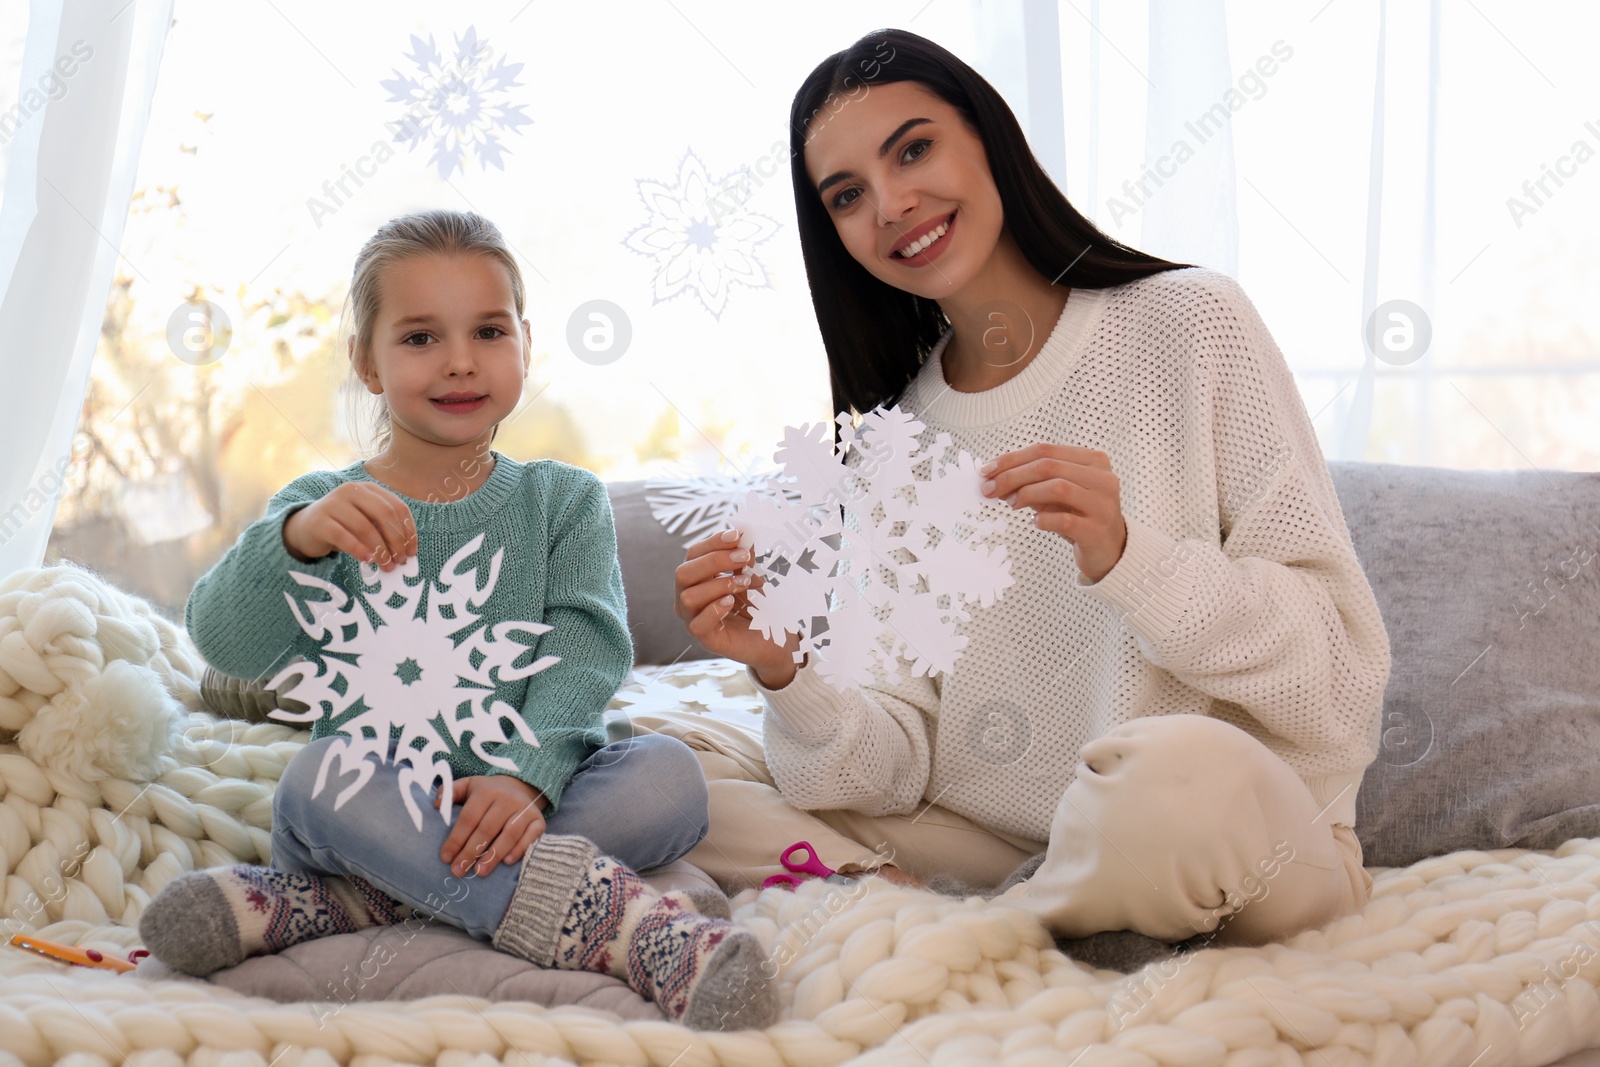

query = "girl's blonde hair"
[341,209,526,456]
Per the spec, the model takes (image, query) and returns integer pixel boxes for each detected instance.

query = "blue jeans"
[270,732,710,940]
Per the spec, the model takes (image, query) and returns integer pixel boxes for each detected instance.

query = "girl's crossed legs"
[270,731,712,938]
[141,730,782,1030]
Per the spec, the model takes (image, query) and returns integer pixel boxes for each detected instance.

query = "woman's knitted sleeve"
[1076,272,1391,761]
[756,658,939,818]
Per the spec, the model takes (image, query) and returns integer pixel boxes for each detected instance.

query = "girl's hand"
[675,530,803,689]
[980,444,1129,583]
[434,775,547,878]
[283,482,418,571]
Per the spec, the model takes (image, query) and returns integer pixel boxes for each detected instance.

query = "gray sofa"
[208,457,1600,874]
[606,460,1600,874]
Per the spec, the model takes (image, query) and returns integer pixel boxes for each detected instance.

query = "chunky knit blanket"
[3,564,1600,1067]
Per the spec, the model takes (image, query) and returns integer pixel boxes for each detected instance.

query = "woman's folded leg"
[996,713,1365,946]
[683,738,1041,892]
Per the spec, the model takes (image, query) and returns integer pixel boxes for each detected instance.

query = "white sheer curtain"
[1344,0,1441,465]
[979,0,1420,460]
[0,0,174,579]
[1139,0,1240,278]
[0,1,1592,593]
[972,4,1600,473]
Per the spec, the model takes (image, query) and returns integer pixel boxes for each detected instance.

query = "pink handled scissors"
[762,841,850,890]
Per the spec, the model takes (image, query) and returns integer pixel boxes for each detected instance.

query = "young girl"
[674,30,1391,948]
[140,209,775,1031]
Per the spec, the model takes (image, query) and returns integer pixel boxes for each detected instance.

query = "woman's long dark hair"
[791,28,1191,418]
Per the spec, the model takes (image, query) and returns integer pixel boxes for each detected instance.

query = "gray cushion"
[1330,460,1600,867]
[607,480,716,666]
[146,922,662,1019]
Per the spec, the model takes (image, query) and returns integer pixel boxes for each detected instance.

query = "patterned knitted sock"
[493,834,776,1030]
[138,864,409,976]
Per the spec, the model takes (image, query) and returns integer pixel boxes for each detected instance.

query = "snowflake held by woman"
[732,406,1015,692]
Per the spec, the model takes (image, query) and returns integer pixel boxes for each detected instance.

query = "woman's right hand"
[282,483,417,571]
[675,530,802,688]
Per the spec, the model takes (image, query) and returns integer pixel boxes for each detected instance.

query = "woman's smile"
[891,209,957,266]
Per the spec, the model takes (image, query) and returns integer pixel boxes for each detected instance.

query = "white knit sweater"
[756,266,1391,842]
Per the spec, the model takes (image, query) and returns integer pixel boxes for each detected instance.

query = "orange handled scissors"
[8,933,145,973]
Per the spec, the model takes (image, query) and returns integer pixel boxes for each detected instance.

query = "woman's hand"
[675,530,803,688]
[434,775,548,878]
[980,444,1128,583]
[283,482,417,571]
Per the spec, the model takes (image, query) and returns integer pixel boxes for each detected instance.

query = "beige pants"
[631,711,1372,947]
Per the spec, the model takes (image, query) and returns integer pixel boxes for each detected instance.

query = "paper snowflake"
[380,26,533,179]
[645,469,797,548]
[621,148,781,319]
[730,406,1014,692]
[266,533,558,831]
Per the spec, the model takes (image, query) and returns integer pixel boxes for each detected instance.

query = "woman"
[673,29,1390,947]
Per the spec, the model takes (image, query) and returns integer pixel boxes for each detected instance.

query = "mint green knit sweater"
[184,452,632,812]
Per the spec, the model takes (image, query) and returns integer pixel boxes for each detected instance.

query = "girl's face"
[358,252,530,451]
[803,79,1004,302]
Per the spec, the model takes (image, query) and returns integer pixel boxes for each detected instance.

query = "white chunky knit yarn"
[5,634,1600,1067]
[760,267,1391,840]
[0,564,207,782]
[11,836,1600,1067]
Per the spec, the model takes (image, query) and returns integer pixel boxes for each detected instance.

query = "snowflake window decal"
[266,532,557,831]
[381,26,534,180]
[623,148,781,320]
[729,405,1016,692]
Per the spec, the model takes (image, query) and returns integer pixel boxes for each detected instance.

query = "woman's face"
[359,252,530,450]
[803,79,1004,302]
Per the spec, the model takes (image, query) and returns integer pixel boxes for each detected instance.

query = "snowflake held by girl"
[266,532,558,831]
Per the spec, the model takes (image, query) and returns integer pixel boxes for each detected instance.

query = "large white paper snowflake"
[730,406,1015,692]
[266,533,558,831]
